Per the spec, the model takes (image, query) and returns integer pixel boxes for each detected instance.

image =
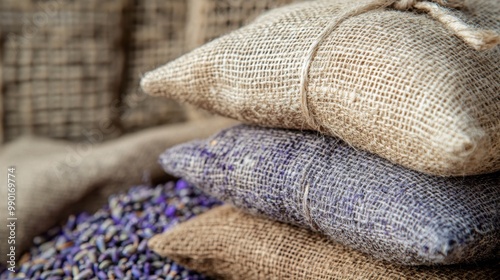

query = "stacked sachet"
[141,0,500,279]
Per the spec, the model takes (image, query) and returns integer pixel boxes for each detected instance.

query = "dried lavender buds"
[1,180,221,280]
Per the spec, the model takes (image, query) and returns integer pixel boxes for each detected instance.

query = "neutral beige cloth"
[0,117,237,263]
[142,0,500,176]
[149,205,499,280]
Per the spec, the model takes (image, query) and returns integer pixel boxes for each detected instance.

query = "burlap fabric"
[185,0,303,51]
[149,205,499,280]
[160,125,500,265]
[120,0,188,132]
[143,0,500,176]
[0,0,126,143]
[184,0,307,120]
[0,117,237,264]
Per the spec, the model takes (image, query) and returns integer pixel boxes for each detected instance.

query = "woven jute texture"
[149,205,500,280]
[185,0,302,51]
[119,0,188,132]
[160,125,500,266]
[0,117,237,264]
[184,0,306,120]
[143,0,500,176]
[0,0,126,143]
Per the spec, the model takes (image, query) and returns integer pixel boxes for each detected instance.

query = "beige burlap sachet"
[0,117,237,264]
[149,205,499,280]
[142,0,500,176]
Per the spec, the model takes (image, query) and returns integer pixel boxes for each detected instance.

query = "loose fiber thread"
[299,157,319,231]
[299,0,500,220]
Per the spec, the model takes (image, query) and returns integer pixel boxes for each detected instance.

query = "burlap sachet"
[143,0,500,176]
[159,125,500,265]
[0,117,236,264]
[149,205,499,280]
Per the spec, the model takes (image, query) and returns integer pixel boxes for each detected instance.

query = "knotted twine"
[298,0,500,226]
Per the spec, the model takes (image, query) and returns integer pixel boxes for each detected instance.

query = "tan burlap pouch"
[149,205,499,280]
[0,0,126,143]
[0,117,237,264]
[142,0,500,176]
[120,0,188,132]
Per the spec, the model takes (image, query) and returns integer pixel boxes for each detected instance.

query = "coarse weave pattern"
[150,205,500,280]
[183,0,307,120]
[120,0,187,132]
[185,0,302,51]
[0,0,125,142]
[144,0,500,176]
[160,125,500,265]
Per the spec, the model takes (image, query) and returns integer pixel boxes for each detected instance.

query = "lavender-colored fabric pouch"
[159,125,500,266]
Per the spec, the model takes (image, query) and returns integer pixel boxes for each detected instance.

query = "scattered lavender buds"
[1,180,221,280]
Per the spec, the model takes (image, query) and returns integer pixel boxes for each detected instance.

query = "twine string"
[299,157,319,231]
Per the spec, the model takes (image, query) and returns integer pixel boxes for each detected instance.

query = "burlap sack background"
[150,205,499,280]
[119,0,187,132]
[0,0,126,142]
[142,0,500,176]
[0,0,293,144]
[185,0,303,51]
[160,125,500,265]
[0,117,236,264]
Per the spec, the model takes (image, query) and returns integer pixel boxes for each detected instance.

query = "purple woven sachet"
[159,124,500,266]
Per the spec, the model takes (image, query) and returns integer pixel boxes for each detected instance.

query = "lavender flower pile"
[1,180,221,280]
